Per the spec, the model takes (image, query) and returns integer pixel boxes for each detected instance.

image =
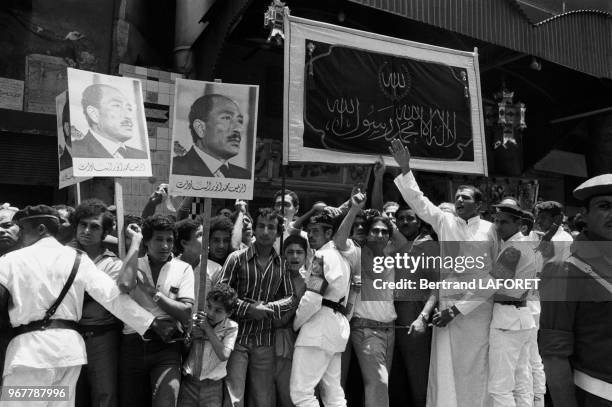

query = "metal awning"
[349,0,612,79]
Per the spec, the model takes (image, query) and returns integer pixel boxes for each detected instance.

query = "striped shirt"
[217,244,296,346]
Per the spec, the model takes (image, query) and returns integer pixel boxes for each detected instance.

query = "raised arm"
[389,139,447,233]
[371,157,385,212]
[141,184,167,219]
[176,197,195,221]
[292,202,327,232]
[231,200,247,251]
[117,223,143,293]
[333,192,366,251]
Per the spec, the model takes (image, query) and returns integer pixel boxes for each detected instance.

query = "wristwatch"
[152,291,162,303]
[419,312,429,322]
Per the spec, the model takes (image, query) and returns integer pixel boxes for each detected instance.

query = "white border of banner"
[283,13,488,176]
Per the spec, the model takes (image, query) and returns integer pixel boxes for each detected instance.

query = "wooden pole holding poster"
[196,198,212,311]
[194,77,223,311]
[76,182,82,204]
[115,180,125,258]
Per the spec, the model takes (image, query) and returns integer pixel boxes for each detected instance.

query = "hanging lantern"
[492,87,527,150]
[264,0,286,46]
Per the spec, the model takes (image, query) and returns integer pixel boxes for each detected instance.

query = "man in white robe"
[390,139,498,407]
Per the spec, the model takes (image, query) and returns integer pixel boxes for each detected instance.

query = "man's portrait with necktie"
[172,92,251,180]
[71,81,148,160]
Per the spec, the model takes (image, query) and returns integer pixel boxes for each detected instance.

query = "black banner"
[303,39,474,161]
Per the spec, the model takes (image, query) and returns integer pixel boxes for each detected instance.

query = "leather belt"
[350,317,394,329]
[494,300,527,308]
[322,298,347,315]
[13,319,79,337]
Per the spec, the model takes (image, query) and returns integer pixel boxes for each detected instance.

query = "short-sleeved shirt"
[123,255,195,335]
[0,237,154,375]
[183,317,238,381]
[80,249,123,326]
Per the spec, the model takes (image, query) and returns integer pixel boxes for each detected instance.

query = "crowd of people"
[0,142,611,407]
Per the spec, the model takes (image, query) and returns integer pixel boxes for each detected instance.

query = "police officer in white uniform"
[487,203,537,407]
[0,205,174,407]
[290,206,355,407]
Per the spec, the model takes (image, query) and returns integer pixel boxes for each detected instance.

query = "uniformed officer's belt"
[322,298,347,315]
[494,300,527,308]
[350,317,394,329]
[14,319,79,337]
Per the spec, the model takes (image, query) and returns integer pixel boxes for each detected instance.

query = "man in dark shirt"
[217,208,296,407]
[540,174,612,407]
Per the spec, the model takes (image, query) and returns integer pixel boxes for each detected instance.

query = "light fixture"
[264,0,286,46]
[529,57,542,71]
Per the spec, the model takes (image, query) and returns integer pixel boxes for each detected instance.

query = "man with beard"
[172,94,250,179]
[540,174,612,406]
[390,139,498,407]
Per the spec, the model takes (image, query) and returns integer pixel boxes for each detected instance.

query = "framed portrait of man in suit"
[67,68,152,177]
[169,79,259,200]
[56,91,90,189]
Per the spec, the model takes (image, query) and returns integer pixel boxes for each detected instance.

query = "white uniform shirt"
[394,172,498,314]
[123,255,194,335]
[490,232,537,330]
[293,240,352,353]
[0,237,155,375]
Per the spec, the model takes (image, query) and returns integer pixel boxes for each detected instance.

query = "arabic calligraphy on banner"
[170,175,251,199]
[73,159,148,176]
[284,14,488,175]
[304,40,473,161]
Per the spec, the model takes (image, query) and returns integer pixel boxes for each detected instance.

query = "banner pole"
[76,182,81,205]
[197,198,212,311]
[114,179,125,258]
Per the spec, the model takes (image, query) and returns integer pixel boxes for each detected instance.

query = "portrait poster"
[283,14,488,175]
[168,78,258,200]
[56,91,90,189]
[67,68,152,177]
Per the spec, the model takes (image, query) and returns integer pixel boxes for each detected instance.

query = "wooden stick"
[196,198,212,311]
[76,182,81,205]
[114,180,125,258]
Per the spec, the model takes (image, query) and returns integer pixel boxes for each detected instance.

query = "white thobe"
[395,172,498,407]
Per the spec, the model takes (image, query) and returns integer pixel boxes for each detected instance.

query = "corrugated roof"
[349,0,612,79]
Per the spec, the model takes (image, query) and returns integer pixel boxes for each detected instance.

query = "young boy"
[179,283,239,407]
